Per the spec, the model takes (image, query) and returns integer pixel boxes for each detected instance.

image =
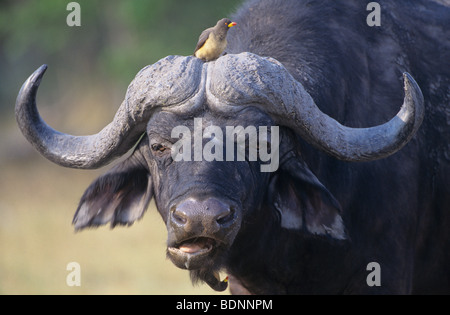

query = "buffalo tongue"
[179,243,204,253]
[179,238,214,254]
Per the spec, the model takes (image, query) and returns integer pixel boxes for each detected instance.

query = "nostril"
[172,199,236,229]
[171,207,187,225]
[216,207,235,226]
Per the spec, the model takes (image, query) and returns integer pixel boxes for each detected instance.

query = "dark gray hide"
[15,0,449,295]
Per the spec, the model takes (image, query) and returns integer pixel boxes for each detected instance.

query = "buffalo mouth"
[167,237,222,270]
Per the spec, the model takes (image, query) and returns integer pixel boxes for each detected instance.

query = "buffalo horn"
[15,56,204,169]
[209,53,425,162]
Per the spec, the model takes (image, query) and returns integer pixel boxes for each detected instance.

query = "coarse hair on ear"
[73,136,153,231]
[268,150,347,240]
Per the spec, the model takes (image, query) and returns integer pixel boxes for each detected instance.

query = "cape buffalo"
[15,0,450,294]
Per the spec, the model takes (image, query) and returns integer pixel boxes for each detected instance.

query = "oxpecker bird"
[194,18,237,61]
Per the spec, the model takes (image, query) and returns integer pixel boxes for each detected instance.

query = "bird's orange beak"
[228,22,237,28]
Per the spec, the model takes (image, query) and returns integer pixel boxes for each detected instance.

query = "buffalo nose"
[170,198,234,232]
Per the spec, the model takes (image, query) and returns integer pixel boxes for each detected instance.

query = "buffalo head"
[15,53,424,291]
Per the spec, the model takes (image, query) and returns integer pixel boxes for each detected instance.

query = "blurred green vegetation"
[0,0,242,295]
[0,0,242,112]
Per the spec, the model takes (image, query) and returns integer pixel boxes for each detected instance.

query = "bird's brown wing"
[194,27,213,54]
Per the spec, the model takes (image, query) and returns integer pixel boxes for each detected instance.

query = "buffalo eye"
[151,143,169,155]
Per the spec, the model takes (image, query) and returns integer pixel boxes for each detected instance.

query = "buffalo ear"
[73,150,153,231]
[269,154,347,240]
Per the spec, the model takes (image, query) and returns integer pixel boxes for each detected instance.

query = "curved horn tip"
[402,72,423,100]
[19,65,48,96]
[402,72,425,121]
[28,64,48,86]
[16,64,48,115]
[403,72,414,91]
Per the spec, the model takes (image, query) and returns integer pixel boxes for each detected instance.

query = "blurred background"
[0,0,243,294]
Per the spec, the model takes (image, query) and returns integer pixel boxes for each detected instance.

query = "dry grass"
[0,159,227,295]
